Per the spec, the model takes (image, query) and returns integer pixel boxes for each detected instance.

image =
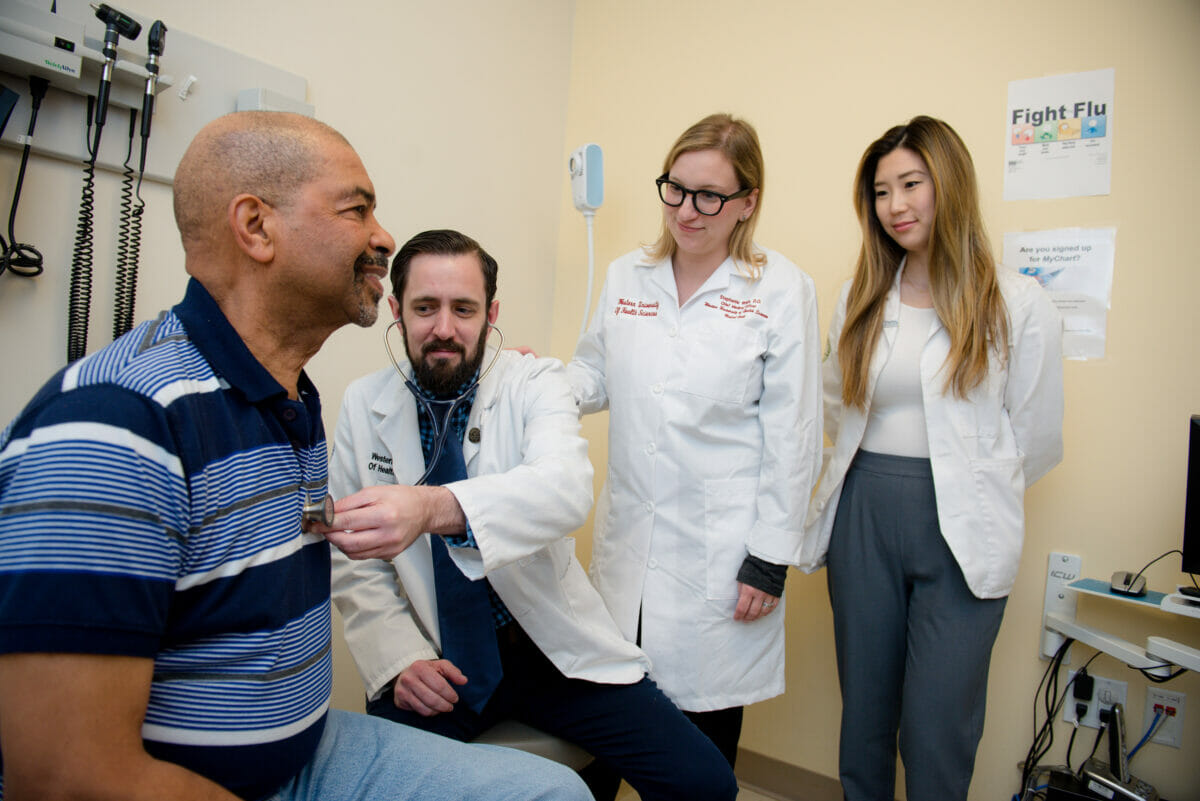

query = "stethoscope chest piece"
[302,493,335,530]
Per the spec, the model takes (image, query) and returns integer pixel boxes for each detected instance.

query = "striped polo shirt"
[0,279,333,799]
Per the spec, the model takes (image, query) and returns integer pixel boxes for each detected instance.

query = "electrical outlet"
[1064,672,1127,729]
[1142,687,1185,748]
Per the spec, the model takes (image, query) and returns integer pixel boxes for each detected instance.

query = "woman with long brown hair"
[803,116,1063,799]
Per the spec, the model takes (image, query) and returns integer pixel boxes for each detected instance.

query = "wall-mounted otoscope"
[140,20,165,142]
[90,3,140,132]
[68,2,142,364]
[111,18,166,340]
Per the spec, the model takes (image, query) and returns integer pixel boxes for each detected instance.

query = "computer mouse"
[1109,570,1147,597]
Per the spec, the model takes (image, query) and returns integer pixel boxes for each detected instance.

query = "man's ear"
[228,194,275,264]
[487,299,499,326]
[388,294,401,321]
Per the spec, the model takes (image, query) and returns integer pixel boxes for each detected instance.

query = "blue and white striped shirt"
[0,279,332,800]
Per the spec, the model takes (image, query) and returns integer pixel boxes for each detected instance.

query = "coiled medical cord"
[1,76,49,280]
[68,97,102,363]
[113,108,138,340]
[109,19,164,341]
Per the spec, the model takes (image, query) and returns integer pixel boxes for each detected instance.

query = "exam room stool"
[473,719,593,770]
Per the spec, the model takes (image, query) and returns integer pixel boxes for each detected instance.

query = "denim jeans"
[259,709,591,801]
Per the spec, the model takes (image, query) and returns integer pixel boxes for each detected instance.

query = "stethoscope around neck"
[383,318,505,487]
[301,319,504,530]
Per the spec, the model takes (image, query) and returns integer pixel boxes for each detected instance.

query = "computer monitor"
[1183,415,1200,575]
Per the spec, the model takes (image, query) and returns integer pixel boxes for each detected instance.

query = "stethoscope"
[304,318,506,532]
[301,319,504,530]
[383,318,505,487]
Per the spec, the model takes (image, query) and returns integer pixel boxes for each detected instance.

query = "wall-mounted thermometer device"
[568,143,603,212]
[568,143,602,340]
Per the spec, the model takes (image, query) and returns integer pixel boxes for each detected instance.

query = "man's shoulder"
[483,351,578,421]
[1,311,208,446]
[72,311,214,402]
[494,349,568,386]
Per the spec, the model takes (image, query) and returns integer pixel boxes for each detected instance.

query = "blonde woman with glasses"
[569,113,822,768]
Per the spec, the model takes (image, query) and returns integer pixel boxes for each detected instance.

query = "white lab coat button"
[645,442,657,455]
[648,558,659,569]
[652,383,664,394]
[644,501,654,513]
[668,325,678,337]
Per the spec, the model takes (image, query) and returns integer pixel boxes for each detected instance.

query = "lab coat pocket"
[966,456,1026,592]
[704,477,758,600]
[679,324,761,404]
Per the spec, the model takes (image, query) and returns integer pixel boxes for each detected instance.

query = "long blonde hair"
[645,113,767,279]
[839,115,1008,407]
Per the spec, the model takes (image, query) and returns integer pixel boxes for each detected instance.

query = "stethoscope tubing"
[383,319,505,486]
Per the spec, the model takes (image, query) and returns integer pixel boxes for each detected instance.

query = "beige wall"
[2,0,1199,798]
[549,1,1200,799]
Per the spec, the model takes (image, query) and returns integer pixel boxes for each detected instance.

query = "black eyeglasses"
[656,173,753,216]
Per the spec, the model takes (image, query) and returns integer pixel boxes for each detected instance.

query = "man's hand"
[733,581,780,623]
[392,659,469,716]
[321,484,466,560]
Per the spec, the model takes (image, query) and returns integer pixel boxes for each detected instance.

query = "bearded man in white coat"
[322,230,736,801]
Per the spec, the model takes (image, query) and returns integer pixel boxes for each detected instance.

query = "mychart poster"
[1004,68,1114,201]
[1002,227,1116,360]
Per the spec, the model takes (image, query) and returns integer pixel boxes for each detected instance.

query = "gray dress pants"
[826,450,1007,801]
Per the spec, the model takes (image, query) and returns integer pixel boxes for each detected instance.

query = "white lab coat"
[330,350,650,701]
[568,247,822,711]
[802,264,1064,598]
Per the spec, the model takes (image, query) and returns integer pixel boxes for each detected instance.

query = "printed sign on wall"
[1004,68,1114,201]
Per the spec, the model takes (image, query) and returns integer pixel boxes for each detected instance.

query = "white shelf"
[1041,572,1200,674]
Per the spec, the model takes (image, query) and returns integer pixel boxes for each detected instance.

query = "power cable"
[1,76,50,280]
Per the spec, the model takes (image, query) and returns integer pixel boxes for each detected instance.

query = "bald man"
[0,112,590,801]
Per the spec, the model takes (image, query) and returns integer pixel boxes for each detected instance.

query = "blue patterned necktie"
[424,399,503,713]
